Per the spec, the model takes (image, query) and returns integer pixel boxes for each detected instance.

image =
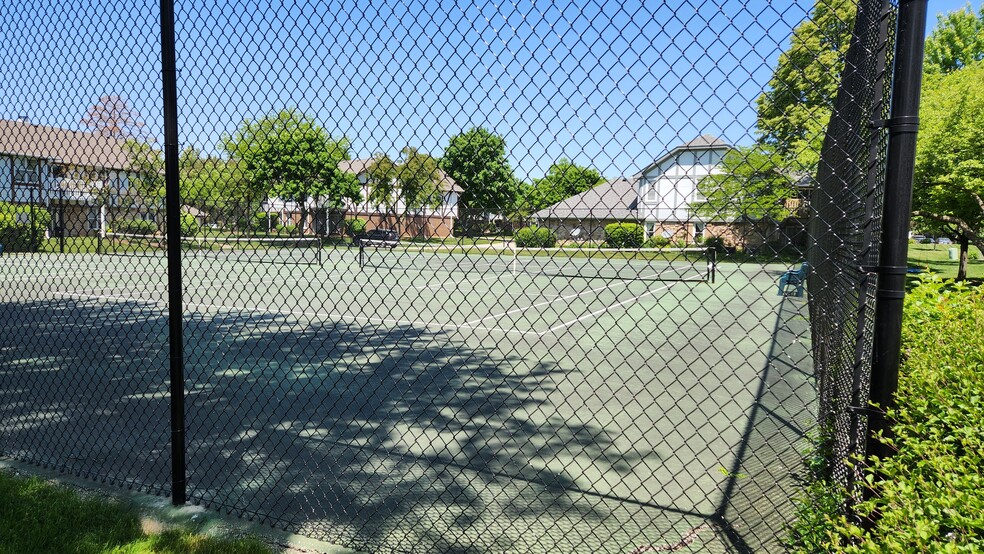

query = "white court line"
[460,276,640,327]
[52,290,543,338]
[542,282,677,334]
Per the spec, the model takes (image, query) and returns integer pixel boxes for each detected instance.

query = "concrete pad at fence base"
[0,459,363,554]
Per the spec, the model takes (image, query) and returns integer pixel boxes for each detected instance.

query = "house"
[533,135,804,250]
[0,118,145,238]
[339,158,462,239]
[530,177,639,242]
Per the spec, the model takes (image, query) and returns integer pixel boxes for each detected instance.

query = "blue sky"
[0,0,976,180]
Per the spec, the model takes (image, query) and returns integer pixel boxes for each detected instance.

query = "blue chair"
[778,262,810,297]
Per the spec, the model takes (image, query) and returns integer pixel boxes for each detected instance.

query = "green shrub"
[514,225,556,248]
[704,236,726,252]
[604,223,644,248]
[0,203,51,252]
[644,236,671,248]
[250,211,279,233]
[180,212,199,237]
[113,219,158,235]
[346,217,368,237]
[789,276,984,552]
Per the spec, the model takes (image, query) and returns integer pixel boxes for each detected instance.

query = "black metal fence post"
[160,0,186,506]
[868,0,928,463]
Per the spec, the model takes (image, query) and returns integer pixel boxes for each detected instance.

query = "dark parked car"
[356,228,399,248]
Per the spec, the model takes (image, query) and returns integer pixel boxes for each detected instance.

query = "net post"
[511,238,517,276]
[359,243,365,268]
[708,247,716,284]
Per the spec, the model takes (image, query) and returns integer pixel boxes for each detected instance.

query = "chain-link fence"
[0,0,916,551]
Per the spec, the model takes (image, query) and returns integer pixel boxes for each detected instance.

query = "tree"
[694,145,797,221]
[440,127,519,236]
[82,95,147,139]
[528,159,603,213]
[913,60,984,280]
[125,140,164,203]
[924,4,984,75]
[396,147,443,210]
[221,109,360,235]
[366,153,398,212]
[179,147,254,229]
[755,0,856,171]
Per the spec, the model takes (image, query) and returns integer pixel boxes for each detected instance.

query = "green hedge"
[180,213,199,237]
[346,217,368,237]
[790,276,984,552]
[514,226,556,248]
[644,235,671,248]
[0,202,51,252]
[113,219,157,235]
[604,223,644,248]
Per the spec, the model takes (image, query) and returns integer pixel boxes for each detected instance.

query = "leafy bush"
[604,223,644,248]
[514,225,556,248]
[789,276,984,552]
[346,217,368,237]
[644,236,671,248]
[704,236,726,252]
[0,203,51,252]
[113,219,158,235]
[180,213,199,237]
[250,211,279,233]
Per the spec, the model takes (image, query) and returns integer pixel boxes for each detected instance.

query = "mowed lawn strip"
[0,470,270,554]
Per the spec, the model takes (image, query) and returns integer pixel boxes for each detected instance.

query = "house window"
[644,221,655,239]
[13,158,41,186]
[646,183,657,202]
[87,206,100,231]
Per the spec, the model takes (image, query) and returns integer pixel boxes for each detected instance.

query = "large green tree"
[221,109,360,235]
[924,3,984,75]
[755,0,856,172]
[695,145,797,221]
[913,60,984,280]
[178,147,256,229]
[440,127,519,235]
[124,140,165,204]
[396,147,443,210]
[527,159,603,213]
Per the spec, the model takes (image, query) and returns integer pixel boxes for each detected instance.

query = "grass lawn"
[0,470,270,554]
[906,242,984,280]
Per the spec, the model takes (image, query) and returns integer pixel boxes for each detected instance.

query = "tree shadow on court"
[0,296,692,553]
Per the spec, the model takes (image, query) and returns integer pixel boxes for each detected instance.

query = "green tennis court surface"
[0,246,814,552]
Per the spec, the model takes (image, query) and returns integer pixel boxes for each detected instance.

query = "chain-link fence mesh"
[0,0,904,551]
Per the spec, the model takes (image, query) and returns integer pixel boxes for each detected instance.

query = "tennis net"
[359,244,716,283]
[104,233,323,265]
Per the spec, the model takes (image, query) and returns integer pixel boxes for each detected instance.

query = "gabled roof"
[339,157,463,193]
[0,119,133,171]
[634,134,732,177]
[532,177,639,221]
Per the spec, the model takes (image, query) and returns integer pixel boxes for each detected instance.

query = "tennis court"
[0,243,814,552]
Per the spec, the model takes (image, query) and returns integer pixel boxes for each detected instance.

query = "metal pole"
[160,0,186,506]
[868,0,927,463]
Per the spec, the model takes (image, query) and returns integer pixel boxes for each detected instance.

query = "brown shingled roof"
[0,119,133,171]
[339,157,463,193]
